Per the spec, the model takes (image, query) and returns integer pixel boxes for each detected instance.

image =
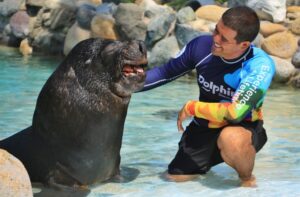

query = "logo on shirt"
[198,74,235,98]
[232,64,271,109]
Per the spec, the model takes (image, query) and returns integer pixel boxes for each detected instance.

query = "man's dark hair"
[222,6,260,43]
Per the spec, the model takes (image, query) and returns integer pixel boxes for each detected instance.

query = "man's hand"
[177,103,193,133]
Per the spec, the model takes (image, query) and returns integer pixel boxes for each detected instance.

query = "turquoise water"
[0,46,300,196]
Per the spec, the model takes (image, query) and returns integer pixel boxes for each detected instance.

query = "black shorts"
[168,120,267,175]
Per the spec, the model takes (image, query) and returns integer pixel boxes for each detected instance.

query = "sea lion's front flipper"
[37,162,91,197]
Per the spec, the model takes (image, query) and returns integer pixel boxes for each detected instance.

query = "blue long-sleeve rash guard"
[141,35,275,128]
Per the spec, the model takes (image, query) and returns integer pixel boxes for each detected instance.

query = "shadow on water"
[196,171,239,190]
[126,161,239,191]
[157,170,239,190]
[32,166,140,197]
[152,109,179,120]
[104,166,140,184]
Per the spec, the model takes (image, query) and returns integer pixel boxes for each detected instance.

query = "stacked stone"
[1,0,300,87]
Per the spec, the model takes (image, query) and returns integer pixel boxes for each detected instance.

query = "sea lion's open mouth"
[122,64,146,77]
[112,61,147,99]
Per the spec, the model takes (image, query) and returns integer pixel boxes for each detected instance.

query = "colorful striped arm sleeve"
[185,56,275,128]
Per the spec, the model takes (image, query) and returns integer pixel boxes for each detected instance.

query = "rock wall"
[1,0,300,87]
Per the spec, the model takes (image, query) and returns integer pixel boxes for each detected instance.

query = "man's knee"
[217,126,256,172]
[217,126,253,154]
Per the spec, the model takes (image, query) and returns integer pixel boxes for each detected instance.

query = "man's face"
[212,20,249,60]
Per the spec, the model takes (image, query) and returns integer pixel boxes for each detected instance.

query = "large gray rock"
[28,2,76,54]
[0,16,9,35]
[228,0,286,23]
[175,23,210,48]
[114,3,147,41]
[287,0,300,6]
[30,29,66,55]
[0,149,33,197]
[76,4,97,30]
[137,0,167,16]
[176,6,196,24]
[48,7,77,31]
[0,0,23,17]
[292,47,300,68]
[1,23,22,47]
[96,2,117,15]
[271,55,296,83]
[149,35,180,68]
[145,11,176,48]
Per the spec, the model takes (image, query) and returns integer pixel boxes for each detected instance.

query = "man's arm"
[140,35,213,92]
[140,35,211,91]
[141,45,194,91]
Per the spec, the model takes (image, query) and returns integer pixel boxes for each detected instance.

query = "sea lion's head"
[65,38,147,100]
[101,39,147,98]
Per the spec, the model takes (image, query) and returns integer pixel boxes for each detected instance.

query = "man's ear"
[241,41,251,49]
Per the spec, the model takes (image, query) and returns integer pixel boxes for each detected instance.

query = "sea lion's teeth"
[122,64,144,76]
[135,67,144,73]
[132,65,144,73]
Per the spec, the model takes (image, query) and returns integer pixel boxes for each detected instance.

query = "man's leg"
[165,122,221,182]
[165,144,201,182]
[165,173,199,182]
[217,126,256,187]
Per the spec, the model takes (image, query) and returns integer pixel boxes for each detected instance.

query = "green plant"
[120,0,135,3]
[166,0,186,10]
[215,0,228,4]
[167,0,228,10]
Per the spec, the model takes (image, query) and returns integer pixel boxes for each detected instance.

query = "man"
[141,6,275,187]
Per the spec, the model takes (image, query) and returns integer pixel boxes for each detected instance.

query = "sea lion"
[0,38,147,191]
